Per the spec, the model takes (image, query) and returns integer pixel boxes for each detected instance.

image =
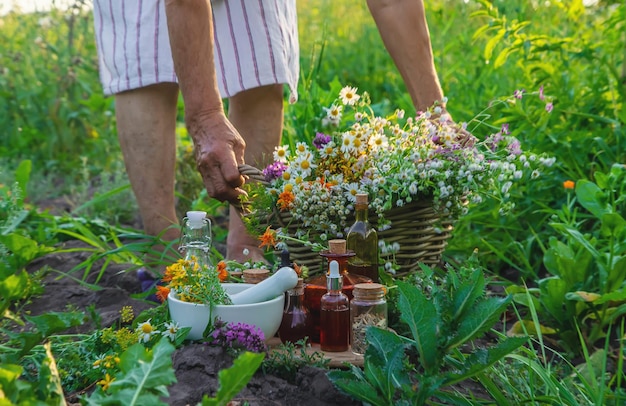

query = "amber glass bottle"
[304,239,371,343]
[278,278,312,345]
[346,193,379,283]
[320,260,350,352]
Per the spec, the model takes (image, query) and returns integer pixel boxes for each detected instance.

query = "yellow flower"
[563,180,575,189]
[98,373,115,391]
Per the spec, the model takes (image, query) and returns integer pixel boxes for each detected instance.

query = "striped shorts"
[92,0,299,101]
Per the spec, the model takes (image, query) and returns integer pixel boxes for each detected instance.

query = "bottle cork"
[328,239,347,254]
[355,193,368,205]
[243,268,270,284]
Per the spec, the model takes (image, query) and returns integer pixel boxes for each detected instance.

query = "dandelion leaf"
[201,351,264,406]
[447,296,511,350]
[397,280,438,372]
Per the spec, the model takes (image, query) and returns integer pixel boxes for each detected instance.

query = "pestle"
[229,266,299,305]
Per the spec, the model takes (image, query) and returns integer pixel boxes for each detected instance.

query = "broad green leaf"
[396,280,438,372]
[0,270,31,302]
[447,296,511,350]
[365,327,409,399]
[575,180,610,219]
[327,368,387,406]
[451,268,485,321]
[202,351,264,406]
[600,213,625,238]
[0,233,50,267]
[24,312,85,337]
[538,277,569,321]
[444,336,527,386]
[511,292,541,309]
[94,340,176,406]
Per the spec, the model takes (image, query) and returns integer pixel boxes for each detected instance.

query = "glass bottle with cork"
[320,260,350,352]
[350,283,387,355]
[304,239,371,343]
[278,277,312,345]
[346,193,379,283]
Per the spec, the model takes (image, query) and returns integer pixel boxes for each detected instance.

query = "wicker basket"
[238,164,453,277]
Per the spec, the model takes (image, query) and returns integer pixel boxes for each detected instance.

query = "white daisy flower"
[339,86,360,106]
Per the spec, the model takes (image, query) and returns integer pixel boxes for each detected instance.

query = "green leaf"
[201,351,264,406]
[599,213,625,239]
[451,268,485,321]
[87,340,176,406]
[444,337,527,386]
[0,270,31,302]
[607,256,626,292]
[14,160,32,199]
[0,233,50,267]
[447,296,511,350]
[24,311,85,337]
[538,277,569,321]
[327,367,387,406]
[364,327,409,400]
[396,280,439,372]
[575,180,611,219]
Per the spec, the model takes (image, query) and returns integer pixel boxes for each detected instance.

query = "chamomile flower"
[273,145,290,162]
[339,86,360,106]
[325,104,343,125]
[137,319,159,343]
[161,321,180,341]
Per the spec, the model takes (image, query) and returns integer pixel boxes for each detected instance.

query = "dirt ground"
[23,240,361,406]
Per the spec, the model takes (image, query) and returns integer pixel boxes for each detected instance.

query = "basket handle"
[233,164,268,215]
[238,164,268,186]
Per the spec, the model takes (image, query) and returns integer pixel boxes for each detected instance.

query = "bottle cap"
[355,193,368,205]
[329,239,346,254]
[186,211,207,228]
[327,260,342,290]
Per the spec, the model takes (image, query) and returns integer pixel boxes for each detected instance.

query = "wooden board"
[267,337,363,368]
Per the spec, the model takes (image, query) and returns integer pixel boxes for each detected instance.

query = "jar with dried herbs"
[350,283,387,355]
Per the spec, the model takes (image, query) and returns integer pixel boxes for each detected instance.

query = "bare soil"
[24,240,360,406]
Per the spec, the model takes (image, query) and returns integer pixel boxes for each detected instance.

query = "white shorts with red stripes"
[93,0,299,101]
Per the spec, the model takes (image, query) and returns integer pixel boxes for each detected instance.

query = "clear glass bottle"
[179,210,213,270]
[320,260,350,352]
[278,278,313,345]
[346,193,379,283]
[350,283,387,355]
[304,239,371,343]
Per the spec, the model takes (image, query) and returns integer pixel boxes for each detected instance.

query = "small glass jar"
[350,283,387,355]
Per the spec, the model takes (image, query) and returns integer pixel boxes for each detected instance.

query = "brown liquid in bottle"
[320,305,350,352]
[304,240,371,343]
[278,278,312,345]
[319,258,350,352]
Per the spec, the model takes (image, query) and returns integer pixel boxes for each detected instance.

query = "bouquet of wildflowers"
[244,86,554,245]
[157,257,231,305]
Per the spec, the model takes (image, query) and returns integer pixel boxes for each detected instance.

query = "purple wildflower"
[262,161,287,182]
[539,85,545,101]
[507,139,522,156]
[210,320,266,353]
[313,132,331,149]
[545,102,554,113]
[514,89,525,99]
[501,123,510,135]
